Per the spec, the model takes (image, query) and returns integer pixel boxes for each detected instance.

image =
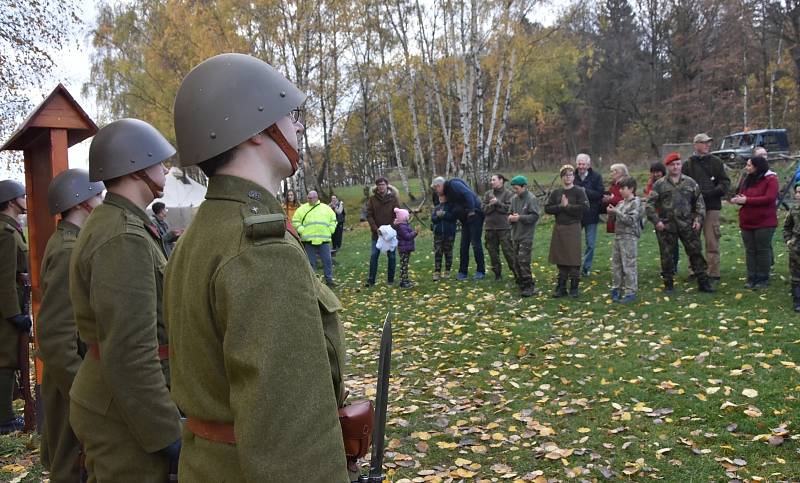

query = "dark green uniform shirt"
[69,193,180,453]
[165,175,349,482]
[0,212,27,368]
[646,175,705,232]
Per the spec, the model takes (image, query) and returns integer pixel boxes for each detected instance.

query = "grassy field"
[1,175,798,482]
[332,195,800,481]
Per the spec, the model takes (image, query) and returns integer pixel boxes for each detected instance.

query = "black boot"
[520,280,537,298]
[663,278,674,293]
[793,283,800,313]
[569,277,580,298]
[552,277,567,298]
[697,275,715,293]
[494,271,502,282]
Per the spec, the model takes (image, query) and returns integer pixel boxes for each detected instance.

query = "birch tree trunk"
[385,90,412,197]
[494,47,516,171]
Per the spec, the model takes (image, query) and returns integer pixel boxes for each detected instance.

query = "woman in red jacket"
[730,156,778,288]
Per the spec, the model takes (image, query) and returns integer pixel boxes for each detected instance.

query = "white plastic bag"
[375,225,398,253]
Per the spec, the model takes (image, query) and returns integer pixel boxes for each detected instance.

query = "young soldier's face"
[668,160,682,176]
[512,185,526,196]
[794,187,800,201]
[620,186,634,199]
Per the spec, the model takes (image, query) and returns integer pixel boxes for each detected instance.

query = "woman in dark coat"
[730,156,778,288]
[546,165,589,298]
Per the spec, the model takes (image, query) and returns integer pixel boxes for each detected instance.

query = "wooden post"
[0,84,98,392]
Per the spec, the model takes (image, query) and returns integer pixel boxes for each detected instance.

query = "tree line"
[78,0,800,198]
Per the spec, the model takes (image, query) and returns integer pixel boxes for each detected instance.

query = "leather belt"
[186,417,236,445]
[88,343,170,361]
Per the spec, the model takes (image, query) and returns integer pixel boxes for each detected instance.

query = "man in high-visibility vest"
[293,190,338,287]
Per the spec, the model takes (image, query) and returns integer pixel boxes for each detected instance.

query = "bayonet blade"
[367,312,392,481]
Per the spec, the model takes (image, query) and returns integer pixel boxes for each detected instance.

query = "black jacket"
[574,168,604,225]
[682,153,730,210]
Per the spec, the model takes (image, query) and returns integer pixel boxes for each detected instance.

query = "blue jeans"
[582,223,598,273]
[368,241,396,284]
[459,213,486,275]
[304,242,334,282]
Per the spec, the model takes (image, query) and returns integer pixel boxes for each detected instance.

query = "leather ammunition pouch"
[338,400,373,459]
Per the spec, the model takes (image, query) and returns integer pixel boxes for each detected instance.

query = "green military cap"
[510,175,528,186]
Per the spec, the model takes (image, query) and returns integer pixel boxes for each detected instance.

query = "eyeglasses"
[289,108,302,122]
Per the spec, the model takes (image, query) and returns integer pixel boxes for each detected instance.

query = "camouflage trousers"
[399,251,412,284]
[433,234,454,272]
[485,229,517,279]
[611,235,639,295]
[512,240,533,287]
[789,245,800,283]
[657,227,707,280]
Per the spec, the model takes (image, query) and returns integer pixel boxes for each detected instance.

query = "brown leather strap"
[264,124,300,175]
[186,417,236,445]
[88,343,169,361]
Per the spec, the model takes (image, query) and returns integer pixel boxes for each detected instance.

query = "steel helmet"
[0,180,25,204]
[48,169,105,215]
[173,53,306,168]
[89,118,175,182]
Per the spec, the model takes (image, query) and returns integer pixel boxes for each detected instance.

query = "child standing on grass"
[783,183,800,312]
[394,208,418,288]
[431,194,457,280]
[607,176,644,303]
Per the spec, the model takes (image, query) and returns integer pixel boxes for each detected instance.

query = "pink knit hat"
[393,207,409,222]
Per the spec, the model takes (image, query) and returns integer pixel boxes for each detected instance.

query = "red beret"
[663,152,681,165]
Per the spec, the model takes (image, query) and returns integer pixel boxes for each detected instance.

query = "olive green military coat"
[38,220,83,483]
[69,193,180,465]
[0,212,27,368]
[165,175,350,483]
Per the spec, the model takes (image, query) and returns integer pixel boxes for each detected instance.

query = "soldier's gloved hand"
[159,438,182,462]
[7,314,31,332]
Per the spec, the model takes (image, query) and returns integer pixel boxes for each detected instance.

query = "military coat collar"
[205,175,282,213]
[57,219,80,233]
[0,213,22,233]
[103,192,162,241]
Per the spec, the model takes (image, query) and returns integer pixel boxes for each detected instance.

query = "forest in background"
[3,0,800,196]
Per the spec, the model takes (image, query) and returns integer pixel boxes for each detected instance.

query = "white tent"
[148,167,207,229]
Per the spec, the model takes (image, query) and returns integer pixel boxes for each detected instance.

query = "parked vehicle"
[712,129,790,164]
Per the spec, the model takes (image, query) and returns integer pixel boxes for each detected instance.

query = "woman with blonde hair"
[545,165,589,297]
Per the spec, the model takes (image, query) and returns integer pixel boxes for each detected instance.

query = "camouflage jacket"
[646,175,705,232]
[613,197,644,238]
[782,204,800,250]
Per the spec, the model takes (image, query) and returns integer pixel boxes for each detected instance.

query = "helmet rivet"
[280,91,286,97]
[147,152,153,157]
[210,132,217,139]
[75,193,79,197]
[130,159,136,163]
[258,106,264,112]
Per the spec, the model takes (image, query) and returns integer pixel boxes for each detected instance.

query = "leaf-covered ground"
[2,203,798,482]
[339,204,800,482]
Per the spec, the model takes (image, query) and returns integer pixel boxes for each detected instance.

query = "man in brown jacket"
[38,169,104,483]
[366,177,400,286]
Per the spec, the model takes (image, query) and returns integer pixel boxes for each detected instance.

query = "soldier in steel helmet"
[69,119,181,481]
[0,179,30,434]
[167,53,350,481]
[37,169,103,482]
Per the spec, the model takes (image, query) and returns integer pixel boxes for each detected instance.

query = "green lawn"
[2,181,798,482]
[334,201,800,481]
